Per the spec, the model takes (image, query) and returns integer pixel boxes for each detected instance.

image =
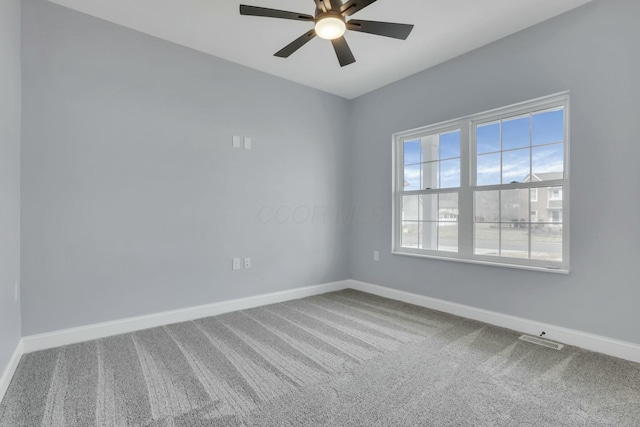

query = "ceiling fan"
[239,0,414,67]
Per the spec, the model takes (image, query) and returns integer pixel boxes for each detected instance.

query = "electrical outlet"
[244,257,251,269]
[232,135,241,148]
[243,137,252,150]
[232,258,241,270]
[14,281,19,301]
[373,251,380,261]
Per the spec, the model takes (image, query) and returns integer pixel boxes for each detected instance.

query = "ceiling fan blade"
[346,20,414,40]
[313,0,326,13]
[340,0,378,17]
[239,5,313,21]
[331,36,356,67]
[328,0,343,11]
[274,30,317,58]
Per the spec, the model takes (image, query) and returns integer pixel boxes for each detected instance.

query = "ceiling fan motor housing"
[315,9,343,20]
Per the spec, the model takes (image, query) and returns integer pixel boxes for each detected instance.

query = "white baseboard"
[22,280,350,354]
[0,339,23,404]
[347,280,640,364]
[19,278,640,365]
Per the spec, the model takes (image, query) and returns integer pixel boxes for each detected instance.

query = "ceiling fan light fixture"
[315,16,346,40]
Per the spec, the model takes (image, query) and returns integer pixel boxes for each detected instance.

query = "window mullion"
[394,192,401,250]
[392,141,404,252]
[458,119,473,258]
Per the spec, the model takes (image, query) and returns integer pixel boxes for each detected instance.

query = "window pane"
[418,131,461,163]
[420,160,461,190]
[404,139,421,165]
[477,153,501,186]
[401,222,420,248]
[439,193,458,222]
[422,162,438,190]
[502,148,530,184]
[501,189,529,223]
[475,190,499,222]
[547,187,563,222]
[402,195,421,221]
[532,144,564,180]
[529,186,563,223]
[420,134,439,162]
[474,223,499,256]
[532,109,564,146]
[531,224,563,261]
[419,222,438,251]
[403,164,421,191]
[440,159,461,188]
[440,130,461,159]
[477,122,500,154]
[502,115,530,150]
[438,223,458,252]
[421,194,438,221]
[500,225,529,259]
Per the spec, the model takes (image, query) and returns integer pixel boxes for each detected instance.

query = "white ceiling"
[47,0,593,99]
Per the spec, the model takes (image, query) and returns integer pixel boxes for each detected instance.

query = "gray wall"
[21,0,350,335]
[348,0,640,344]
[0,0,22,374]
[19,0,640,347]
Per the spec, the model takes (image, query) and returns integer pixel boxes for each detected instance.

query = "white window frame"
[392,92,570,273]
[531,188,538,202]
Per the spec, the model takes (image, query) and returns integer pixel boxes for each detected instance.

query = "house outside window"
[393,93,569,272]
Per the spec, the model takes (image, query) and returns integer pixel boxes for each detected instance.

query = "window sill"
[391,250,570,274]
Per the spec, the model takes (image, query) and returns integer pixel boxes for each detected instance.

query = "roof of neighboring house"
[524,172,563,182]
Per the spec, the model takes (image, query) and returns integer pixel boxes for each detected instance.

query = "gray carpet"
[2,290,640,426]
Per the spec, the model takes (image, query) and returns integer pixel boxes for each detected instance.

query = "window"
[393,93,569,272]
[401,129,461,252]
[549,188,562,200]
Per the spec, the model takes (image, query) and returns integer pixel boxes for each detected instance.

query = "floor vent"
[519,335,564,350]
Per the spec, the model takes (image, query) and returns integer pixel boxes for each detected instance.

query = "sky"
[403,108,564,191]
